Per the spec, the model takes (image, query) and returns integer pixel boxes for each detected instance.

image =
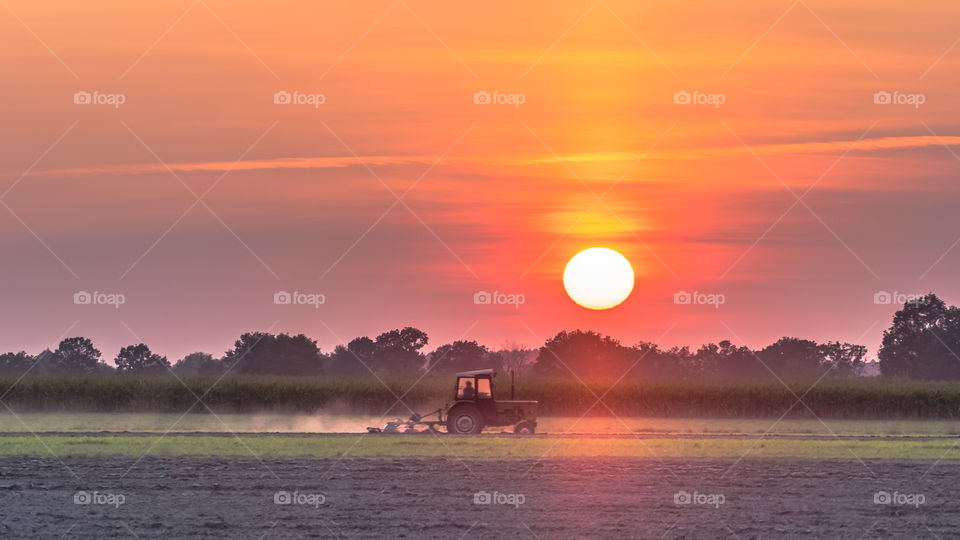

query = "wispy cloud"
[13,134,960,180]
[531,135,960,164]
[16,155,437,178]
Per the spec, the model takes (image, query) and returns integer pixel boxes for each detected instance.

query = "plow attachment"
[367,409,443,434]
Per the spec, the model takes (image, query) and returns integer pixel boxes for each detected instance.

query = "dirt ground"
[0,456,956,538]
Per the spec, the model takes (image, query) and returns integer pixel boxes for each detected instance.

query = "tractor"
[368,369,538,434]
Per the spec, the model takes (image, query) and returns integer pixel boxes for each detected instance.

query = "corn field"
[1,375,960,419]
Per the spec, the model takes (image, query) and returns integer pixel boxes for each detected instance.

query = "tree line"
[1,293,957,380]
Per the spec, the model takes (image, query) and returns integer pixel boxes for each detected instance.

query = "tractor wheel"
[514,421,536,435]
[446,405,484,434]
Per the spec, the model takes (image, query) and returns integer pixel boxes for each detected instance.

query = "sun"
[563,248,635,310]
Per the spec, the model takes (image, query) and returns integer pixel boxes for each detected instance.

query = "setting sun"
[563,248,635,310]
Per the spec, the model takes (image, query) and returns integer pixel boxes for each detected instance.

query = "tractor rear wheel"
[446,405,484,434]
[514,421,536,435]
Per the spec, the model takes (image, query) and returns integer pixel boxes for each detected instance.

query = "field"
[0,413,958,537]
[4,456,958,538]
[2,384,959,537]
[2,414,960,459]
[3,432,960,460]
[5,412,960,435]
[6,375,960,419]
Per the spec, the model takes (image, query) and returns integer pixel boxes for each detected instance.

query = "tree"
[222,332,271,373]
[427,340,500,374]
[95,362,116,375]
[818,341,867,378]
[31,350,55,374]
[533,330,634,379]
[913,328,960,380]
[497,341,536,377]
[371,327,428,374]
[173,352,214,375]
[757,337,824,380]
[50,337,101,374]
[695,340,757,380]
[198,358,226,376]
[115,343,171,374]
[878,293,960,379]
[222,332,323,376]
[630,342,693,380]
[0,351,33,375]
[326,337,376,375]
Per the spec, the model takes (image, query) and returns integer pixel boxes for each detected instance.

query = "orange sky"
[2,0,960,362]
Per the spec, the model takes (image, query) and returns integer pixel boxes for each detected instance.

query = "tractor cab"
[454,369,494,399]
[454,369,496,419]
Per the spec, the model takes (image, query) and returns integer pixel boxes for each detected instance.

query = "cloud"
[529,135,960,164]
[20,155,437,178]
[14,135,960,186]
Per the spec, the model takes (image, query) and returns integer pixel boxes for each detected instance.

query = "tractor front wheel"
[446,405,484,434]
[514,421,536,435]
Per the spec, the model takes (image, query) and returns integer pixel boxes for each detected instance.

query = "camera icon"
[474,291,492,305]
[74,491,91,504]
[873,91,891,105]
[73,91,91,105]
[74,291,92,305]
[873,291,892,305]
[274,291,292,305]
[473,91,491,105]
[674,291,692,305]
[473,491,492,504]
[673,91,691,105]
[274,491,292,505]
[274,91,292,105]
[873,491,891,505]
[674,491,692,504]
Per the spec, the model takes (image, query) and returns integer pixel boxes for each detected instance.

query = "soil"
[0,456,956,538]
